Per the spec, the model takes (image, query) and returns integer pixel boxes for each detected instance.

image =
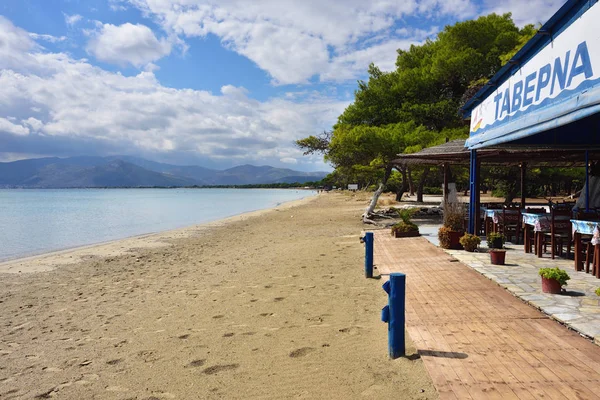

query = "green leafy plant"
[538,267,570,287]
[391,208,419,235]
[595,288,600,296]
[443,201,466,231]
[459,233,481,252]
[397,208,416,224]
[486,232,504,249]
[438,226,452,249]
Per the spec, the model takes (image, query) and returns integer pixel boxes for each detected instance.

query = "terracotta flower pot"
[448,231,464,250]
[490,250,506,265]
[541,277,562,294]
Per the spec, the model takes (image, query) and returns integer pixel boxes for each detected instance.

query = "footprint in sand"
[212,315,224,319]
[222,332,235,337]
[177,334,190,339]
[187,359,206,368]
[274,297,285,302]
[106,359,122,365]
[137,350,159,363]
[259,313,273,317]
[289,347,315,358]
[203,364,239,375]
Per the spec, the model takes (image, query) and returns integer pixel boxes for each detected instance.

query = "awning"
[462,0,600,149]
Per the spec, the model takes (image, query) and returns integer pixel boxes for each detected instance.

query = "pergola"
[393,139,600,232]
[459,0,600,234]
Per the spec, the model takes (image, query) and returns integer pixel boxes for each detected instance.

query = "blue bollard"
[360,232,374,278]
[381,273,406,359]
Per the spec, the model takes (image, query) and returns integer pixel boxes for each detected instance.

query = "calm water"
[0,188,315,261]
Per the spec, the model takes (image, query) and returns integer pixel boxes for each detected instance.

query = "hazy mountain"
[2,159,197,188]
[0,157,327,188]
[213,164,326,185]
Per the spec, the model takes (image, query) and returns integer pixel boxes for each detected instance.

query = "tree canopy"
[297,12,580,214]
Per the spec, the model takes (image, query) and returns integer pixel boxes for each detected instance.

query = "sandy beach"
[0,193,436,399]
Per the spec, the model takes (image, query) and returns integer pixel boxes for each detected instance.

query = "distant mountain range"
[0,156,328,188]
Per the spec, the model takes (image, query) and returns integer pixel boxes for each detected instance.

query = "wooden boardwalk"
[374,232,600,399]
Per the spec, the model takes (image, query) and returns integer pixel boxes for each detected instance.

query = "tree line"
[297,13,584,213]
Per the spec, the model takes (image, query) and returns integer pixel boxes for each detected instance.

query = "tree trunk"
[416,167,430,203]
[363,165,392,222]
[407,167,415,196]
[395,166,408,202]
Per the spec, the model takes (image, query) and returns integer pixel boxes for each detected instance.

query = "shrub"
[391,221,419,235]
[397,208,416,224]
[391,208,419,235]
[486,232,504,249]
[596,288,600,296]
[438,226,452,249]
[443,201,466,231]
[459,233,481,252]
[423,187,443,195]
[538,267,570,287]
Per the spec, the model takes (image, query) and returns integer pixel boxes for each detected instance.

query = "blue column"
[362,232,374,278]
[381,273,406,359]
[468,149,478,234]
[585,150,590,212]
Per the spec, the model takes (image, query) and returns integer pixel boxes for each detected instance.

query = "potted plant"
[391,209,420,238]
[486,232,504,249]
[438,201,466,249]
[489,249,506,265]
[538,267,570,294]
[459,233,481,252]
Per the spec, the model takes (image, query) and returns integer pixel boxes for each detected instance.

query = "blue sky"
[0,0,565,171]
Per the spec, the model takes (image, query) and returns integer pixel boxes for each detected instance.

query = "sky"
[0,0,566,171]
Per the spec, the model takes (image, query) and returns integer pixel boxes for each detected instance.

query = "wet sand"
[0,193,436,399]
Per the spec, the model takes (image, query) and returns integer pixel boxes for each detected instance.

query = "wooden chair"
[574,211,600,274]
[542,207,572,259]
[501,205,521,244]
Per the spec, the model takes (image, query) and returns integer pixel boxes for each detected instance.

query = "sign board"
[467,1,600,148]
[348,184,359,191]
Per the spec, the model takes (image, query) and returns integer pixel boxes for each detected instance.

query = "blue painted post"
[381,273,406,358]
[361,232,374,278]
[585,150,590,212]
[468,149,478,234]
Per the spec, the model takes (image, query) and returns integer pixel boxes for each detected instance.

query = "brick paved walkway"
[374,231,600,399]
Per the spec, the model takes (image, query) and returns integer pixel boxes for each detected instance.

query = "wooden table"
[521,213,547,254]
[571,219,600,274]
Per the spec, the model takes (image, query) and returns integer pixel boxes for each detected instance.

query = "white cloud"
[64,13,83,26]
[86,22,172,68]
[481,0,567,26]
[112,0,564,84]
[0,117,29,136]
[29,33,67,43]
[280,157,298,164]
[0,16,345,169]
[119,0,477,84]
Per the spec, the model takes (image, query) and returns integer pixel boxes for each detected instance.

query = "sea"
[0,188,316,262]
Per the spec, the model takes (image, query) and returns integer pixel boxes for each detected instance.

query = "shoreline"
[0,192,436,399]
[0,194,318,274]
